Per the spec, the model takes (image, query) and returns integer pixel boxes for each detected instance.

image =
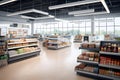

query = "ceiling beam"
[49,0,101,10]
[0,0,17,6]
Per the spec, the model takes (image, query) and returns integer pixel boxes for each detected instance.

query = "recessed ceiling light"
[7,9,49,16]
[0,0,17,6]
[49,0,100,10]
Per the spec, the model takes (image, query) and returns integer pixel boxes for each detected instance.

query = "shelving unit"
[76,41,120,80]
[98,41,120,80]
[8,44,38,50]
[74,34,82,43]
[47,36,71,50]
[79,47,100,52]
[76,70,97,76]
[98,74,120,80]
[77,59,98,65]
[99,64,120,70]
[75,43,100,78]
[100,51,120,56]
[0,36,8,67]
[7,37,41,63]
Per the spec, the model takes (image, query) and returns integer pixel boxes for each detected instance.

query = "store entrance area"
[0,43,92,80]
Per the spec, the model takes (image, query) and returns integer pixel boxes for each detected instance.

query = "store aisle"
[0,43,92,80]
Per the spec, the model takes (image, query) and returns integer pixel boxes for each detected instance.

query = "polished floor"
[0,43,92,80]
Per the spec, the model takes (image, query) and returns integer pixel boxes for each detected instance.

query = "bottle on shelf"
[103,43,107,52]
[106,43,111,52]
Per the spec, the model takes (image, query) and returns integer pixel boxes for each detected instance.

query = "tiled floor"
[0,43,92,80]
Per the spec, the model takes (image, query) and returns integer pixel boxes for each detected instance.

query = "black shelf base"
[77,72,98,80]
[48,46,70,50]
[77,72,113,80]
[8,51,40,63]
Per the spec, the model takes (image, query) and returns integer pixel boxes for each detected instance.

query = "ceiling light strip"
[55,18,69,22]
[32,9,49,15]
[68,9,95,15]
[0,0,17,5]
[7,9,33,16]
[7,9,49,16]
[49,0,100,10]
[100,0,110,13]
[35,15,54,20]
[21,15,54,20]
[74,11,108,16]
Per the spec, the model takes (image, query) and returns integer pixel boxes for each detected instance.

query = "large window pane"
[100,27,106,35]
[115,17,120,26]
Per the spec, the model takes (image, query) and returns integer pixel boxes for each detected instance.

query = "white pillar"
[91,17,94,35]
[31,21,34,35]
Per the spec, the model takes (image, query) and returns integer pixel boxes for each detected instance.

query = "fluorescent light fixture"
[49,0,100,10]
[55,18,69,22]
[21,15,35,19]
[74,11,107,16]
[0,0,17,5]
[35,15,55,20]
[68,9,94,15]
[100,0,110,13]
[7,9,49,16]
[21,15,54,20]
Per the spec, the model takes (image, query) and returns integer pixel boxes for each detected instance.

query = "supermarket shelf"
[8,50,40,63]
[48,38,58,40]
[48,42,60,44]
[77,59,98,65]
[99,64,120,70]
[7,37,36,40]
[9,50,41,57]
[48,45,70,50]
[48,46,57,49]
[8,41,38,45]
[8,44,38,50]
[76,70,97,76]
[79,47,100,51]
[74,40,82,43]
[100,51,120,56]
[98,74,120,80]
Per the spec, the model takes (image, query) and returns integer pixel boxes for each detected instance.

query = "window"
[115,17,120,36]
[34,16,120,37]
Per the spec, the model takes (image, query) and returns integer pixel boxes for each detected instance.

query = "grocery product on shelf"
[100,56,120,66]
[7,37,40,62]
[74,34,82,42]
[99,68,120,78]
[75,63,86,70]
[0,55,8,67]
[47,35,71,49]
[9,47,39,56]
[100,41,120,53]
[78,52,99,62]
[75,63,98,73]
[8,38,37,44]
[0,36,7,67]
[81,43,99,48]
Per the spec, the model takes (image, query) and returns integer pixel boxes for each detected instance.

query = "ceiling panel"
[0,0,119,18]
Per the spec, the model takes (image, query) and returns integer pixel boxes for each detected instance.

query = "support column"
[31,21,34,35]
[91,17,94,35]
